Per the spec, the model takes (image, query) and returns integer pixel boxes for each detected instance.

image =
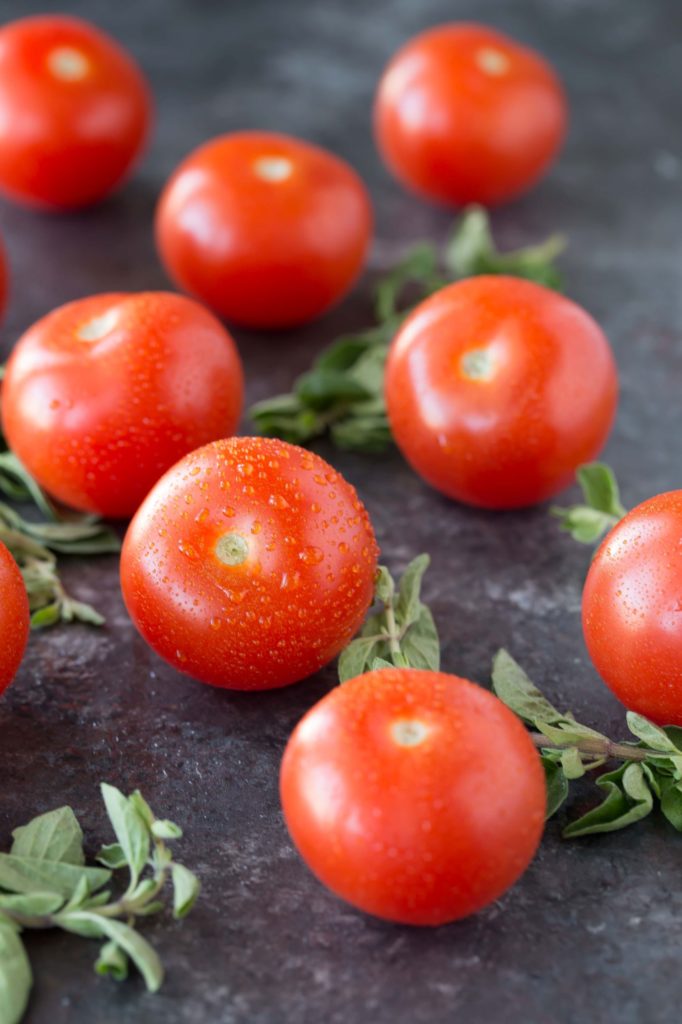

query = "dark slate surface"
[1,0,681,1021]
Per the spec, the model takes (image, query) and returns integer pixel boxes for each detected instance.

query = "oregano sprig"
[491,650,682,836]
[0,784,200,1024]
[552,462,627,545]
[250,207,565,453]
[338,555,440,681]
[0,439,120,626]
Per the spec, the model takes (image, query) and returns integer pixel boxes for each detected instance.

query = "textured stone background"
[1,0,681,1021]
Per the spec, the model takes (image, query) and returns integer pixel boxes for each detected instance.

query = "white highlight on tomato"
[391,719,430,747]
[476,47,510,76]
[48,46,90,81]
[76,308,120,342]
[253,156,293,183]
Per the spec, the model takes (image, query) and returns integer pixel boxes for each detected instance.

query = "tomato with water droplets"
[583,491,682,725]
[120,437,379,690]
[1,291,244,519]
[0,541,30,696]
[0,14,152,209]
[281,667,545,925]
[374,23,567,207]
[155,131,372,329]
[385,276,618,509]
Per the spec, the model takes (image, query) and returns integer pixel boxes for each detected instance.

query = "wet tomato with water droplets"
[155,131,372,329]
[385,276,618,509]
[1,291,244,519]
[120,437,379,690]
[0,14,151,209]
[374,23,567,207]
[0,541,30,696]
[583,491,682,725]
[281,667,545,925]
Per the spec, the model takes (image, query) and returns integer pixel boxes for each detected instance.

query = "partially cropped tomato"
[0,15,151,209]
[2,292,243,518]
[385,276,617,509]
[155,131,373,329]
[374,23,567,207]
[0,541,30,696]
[281,667,545,925]
[121,437,379,689]
[583,491,682,725]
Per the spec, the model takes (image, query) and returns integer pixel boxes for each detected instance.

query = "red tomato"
[0,15,151,210]
[0,541,30,696]
[1,292,243,519]
[583,491,682,725]
[374,23,567,207]
[385,276,617,509]
[155,131,373,329]
[281,667,545,925]
[120,437,379,690]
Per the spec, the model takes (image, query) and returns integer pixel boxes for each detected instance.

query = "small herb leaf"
[94,941,129,982]
[542,757,569,818]
[171,863,201,919]
[0,855,110,899]
[11,807,84,866]
[491,650,564,725]
[563,763,654,838]
[96,844,127,870]
[100,785,150,887]
[0,917,32,1024]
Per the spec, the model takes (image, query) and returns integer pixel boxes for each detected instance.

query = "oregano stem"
[530,732,667,764]
[382,599,402,661]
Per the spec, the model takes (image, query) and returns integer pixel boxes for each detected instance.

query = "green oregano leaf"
[0,917,32,1024]
[94,941,129,982]
[11,807,84,866]
[0,855,110,899]
[100,785,150,887]
[399,604,440,672]
[491,650,564,725]
[338,636,382,683]
[395,554,431,628]
[542,757,569,818]
[551,463,626,545]
[171,863,201,919]
[563,763,654,838]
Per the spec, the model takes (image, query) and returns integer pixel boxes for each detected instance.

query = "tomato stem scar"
[460,347,495,381]
[215,533,249,566]
[476,47,510,76]
[48,46,90,81]
[391,719,430,747]
[253,156,293,182]
[76,308,119,342]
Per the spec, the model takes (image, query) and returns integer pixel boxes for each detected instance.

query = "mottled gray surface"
[1,0,681,1021]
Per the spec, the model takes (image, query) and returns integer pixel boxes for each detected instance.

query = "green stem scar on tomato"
[120,437,379,690]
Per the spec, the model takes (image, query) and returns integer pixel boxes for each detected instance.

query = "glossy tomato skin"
[0,15,151,210]
[155,131,373,329]
[583,491,682,725]
[2,292,243,518]
[0,541,30,696]
[385,276,617,509]
[281,668,545,925]
[120,437,379,690]
[374,23,567,207]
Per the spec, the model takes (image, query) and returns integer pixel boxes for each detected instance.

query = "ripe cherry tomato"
[0,541,30,696]
[374,23,567,207]
[281,667,545,925]
[0,15,152,210]
[583,491,682,725]
[155,131,373,329]
[385,276,618,509]
[2,292,243,519]
[120,437,379,690]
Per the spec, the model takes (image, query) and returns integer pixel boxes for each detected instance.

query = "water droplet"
[269,494,290,510]
[299,546,324,565]
[178,540,198,559]
[251,521,262,535]
[222,507,236,518]
[210,617,222,630]
[195,508,209,523]
[237,462,254,476]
